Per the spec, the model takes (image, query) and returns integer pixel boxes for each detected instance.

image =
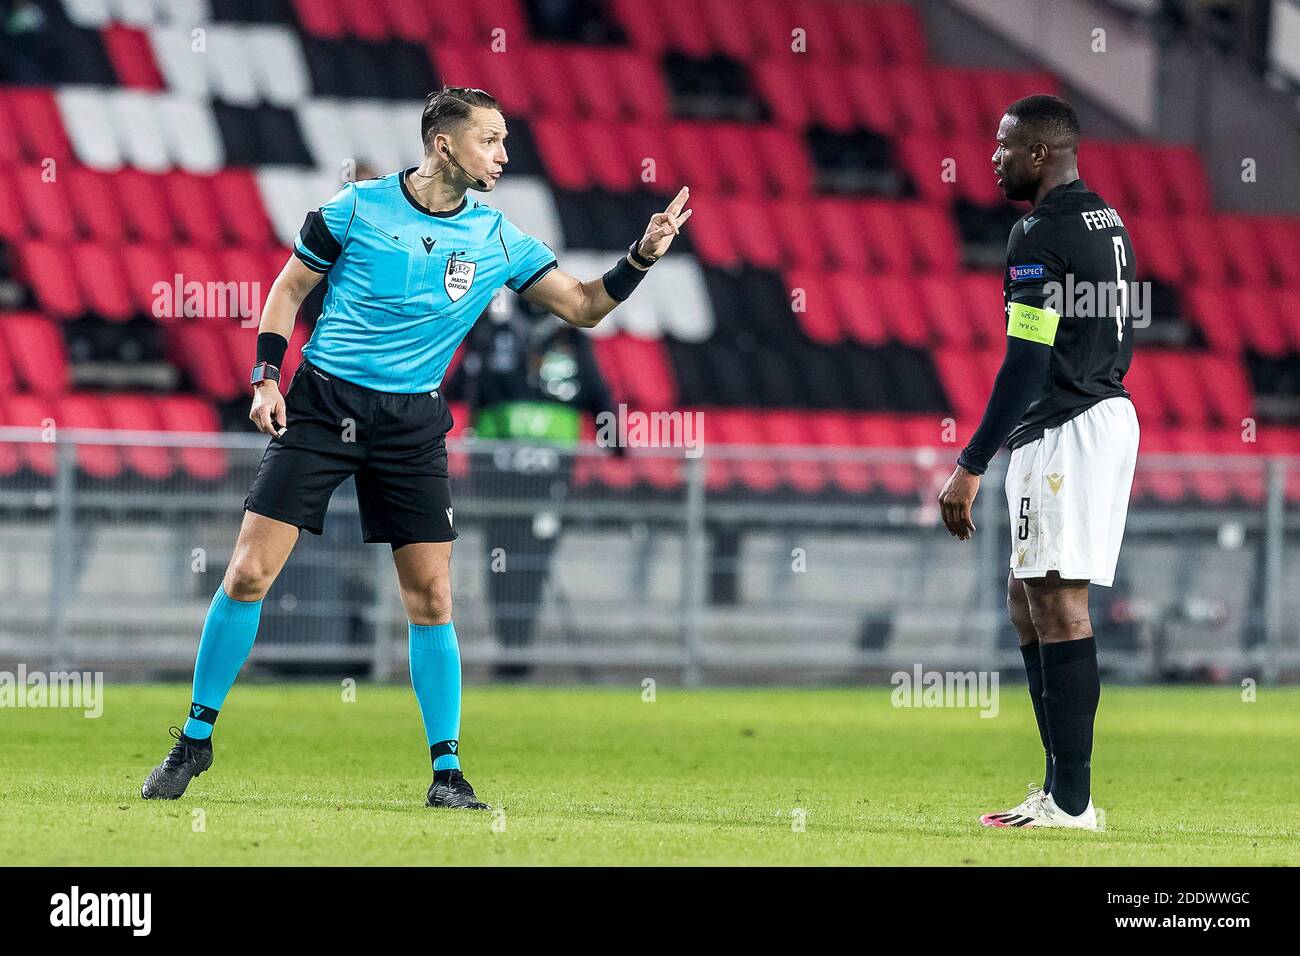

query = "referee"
[142,87,692,808]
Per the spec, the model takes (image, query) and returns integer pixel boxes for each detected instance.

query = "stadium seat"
[100,393,174,480]
[3,393,60,477]
[15,163,79,242]
[71,242,135,321]
[155,394,228,481]
[19,240,83,319]
[57,394,124,479]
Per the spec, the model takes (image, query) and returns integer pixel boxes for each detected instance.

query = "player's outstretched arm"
[248,256,324,437]
[523,187,692,328]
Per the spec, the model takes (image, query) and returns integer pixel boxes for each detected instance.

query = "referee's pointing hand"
[250,381,287,438]
[636,186,693,262]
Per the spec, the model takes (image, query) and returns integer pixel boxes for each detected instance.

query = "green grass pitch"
[3,683,1297,866]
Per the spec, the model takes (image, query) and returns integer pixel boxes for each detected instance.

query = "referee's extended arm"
[248,257,324,437]
[523,186,692,328]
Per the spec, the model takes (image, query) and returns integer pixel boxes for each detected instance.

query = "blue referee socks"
[182,585,263,740]
[409,622,462,771]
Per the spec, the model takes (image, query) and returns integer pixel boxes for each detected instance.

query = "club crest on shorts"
[444,257,476,302]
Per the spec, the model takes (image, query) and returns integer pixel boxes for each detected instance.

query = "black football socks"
[1039,637,1100,816]
[1019,642,1054,794]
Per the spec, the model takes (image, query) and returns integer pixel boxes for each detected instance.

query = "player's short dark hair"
[1004,94,1080,144]
[420,87,501,151]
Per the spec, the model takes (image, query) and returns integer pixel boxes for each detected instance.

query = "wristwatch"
[250,362,281,388]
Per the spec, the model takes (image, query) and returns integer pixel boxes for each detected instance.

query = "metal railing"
[1,426,1297,684]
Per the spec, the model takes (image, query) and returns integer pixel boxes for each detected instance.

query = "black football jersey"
[1003,178,1136,449]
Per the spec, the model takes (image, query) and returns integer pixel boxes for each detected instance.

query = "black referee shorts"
[244,359,457,546]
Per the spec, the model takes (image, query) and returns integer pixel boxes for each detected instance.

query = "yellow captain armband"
[1007,302,1060,345]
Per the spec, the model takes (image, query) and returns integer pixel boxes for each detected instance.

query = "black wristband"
[628,241,657,269]
[602,254,648,302]
[256,331,288,369]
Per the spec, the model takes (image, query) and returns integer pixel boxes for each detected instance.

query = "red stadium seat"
[122,244,178,320]
[753,61,812,129]
[336,0,390,42]
[378,0,433,42]
[169,323,241,401]
[1231,288,1289,357]
[18,240,82,319]
[114,169,175,246]
[771,197,825,268]
[15,162,78,241]
[844,67,899,135]
[58,394,123,479]
[163,172,225,249]
[567,48,625,121]
[290,0,345,38]
[712,125,768,195]
[0,312,67,396]
[66,166,128,244]
[4,88,72,163]
[763,410,828,493]
[959,272,1007,347]
[102,25,164,90]
[0,171,24,242]
[531,117,590,191]
[155,395,228,481]
[3,393,59,476]
[71,242,135,321]
[677,192,739,267]
[100,393,174,480]
[610,51,671,120]
[1148,351,1210,428]
[829,271,888,346]
[919,275,977,349]
[785,268,844,345]
[872,274,928,347]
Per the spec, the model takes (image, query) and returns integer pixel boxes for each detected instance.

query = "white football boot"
[981,789,1101,830]
[979,783,1047,828]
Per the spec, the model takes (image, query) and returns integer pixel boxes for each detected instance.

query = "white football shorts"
[1004,396,1139,587]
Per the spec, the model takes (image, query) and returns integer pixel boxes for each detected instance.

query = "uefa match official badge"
[444,257,477,301]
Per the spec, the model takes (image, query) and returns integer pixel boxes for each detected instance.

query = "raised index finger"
[664,186,689,216]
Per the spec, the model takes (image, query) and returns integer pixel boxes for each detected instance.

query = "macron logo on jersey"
[1009,264,1046,282]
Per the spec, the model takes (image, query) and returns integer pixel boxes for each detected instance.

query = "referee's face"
[449,107,509,191]
[992,114,1038,203]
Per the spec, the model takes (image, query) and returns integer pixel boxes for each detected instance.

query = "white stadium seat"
[108,89,171,172]
[560,251,714,342]
[345,101,407,175]
[57,87,124,171]
[256,167,348,246]
[296,99,354,173]
[61,0,112,28]
[149,25,211,99]
[154,0,210,25]
[481,177,564,253]
[204,25,261,107]
[157,94,225,172]
[111,0,163,27]
[246,27,311,108]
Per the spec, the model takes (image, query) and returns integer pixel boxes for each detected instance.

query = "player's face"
[448,107,509,191]
[992,115,1038,202]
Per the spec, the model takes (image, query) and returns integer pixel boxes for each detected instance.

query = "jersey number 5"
[1112,235,1128,343]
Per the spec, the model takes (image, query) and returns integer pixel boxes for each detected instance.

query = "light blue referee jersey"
[292,168,558,393]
